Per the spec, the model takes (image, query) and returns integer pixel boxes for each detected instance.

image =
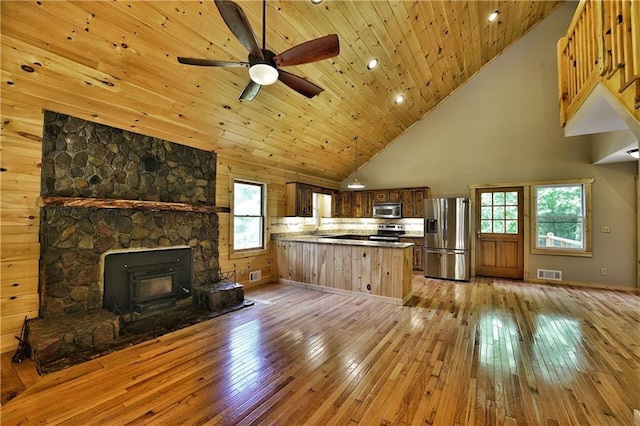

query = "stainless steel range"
[368,223,405,242]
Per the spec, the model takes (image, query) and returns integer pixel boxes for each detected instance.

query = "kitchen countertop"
[275,234,414,248]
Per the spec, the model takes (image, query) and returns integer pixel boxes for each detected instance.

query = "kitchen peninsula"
[274,236,413,305]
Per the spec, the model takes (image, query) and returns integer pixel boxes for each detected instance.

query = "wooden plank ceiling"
[1,1,562,183]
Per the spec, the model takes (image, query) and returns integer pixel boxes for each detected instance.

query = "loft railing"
[557,0,640,127]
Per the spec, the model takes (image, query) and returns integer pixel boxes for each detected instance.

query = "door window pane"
[480,190,519,234]
[481,207,492,219]
[505,206,518,220]
[505,191,518,205]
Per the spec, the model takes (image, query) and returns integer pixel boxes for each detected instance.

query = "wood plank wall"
[1,101,43,353]
[0,103,339,354]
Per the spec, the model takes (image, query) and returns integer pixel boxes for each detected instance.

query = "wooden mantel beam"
[39,196,231,214]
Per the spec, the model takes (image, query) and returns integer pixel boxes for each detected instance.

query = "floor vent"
[249,270,261,282]
[537,269,562,281]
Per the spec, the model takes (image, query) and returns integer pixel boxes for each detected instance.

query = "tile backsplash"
[270,217,424,236]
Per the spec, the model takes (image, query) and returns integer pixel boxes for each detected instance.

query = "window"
[533,181,592,256]
[233,179,266,252]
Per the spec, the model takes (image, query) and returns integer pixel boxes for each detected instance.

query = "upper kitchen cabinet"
[353,191,374,218]
[333,191,354,218]
[285,183,314,217]
[334,187,430,218]
[400,188,431,218]
[374,190,402,203]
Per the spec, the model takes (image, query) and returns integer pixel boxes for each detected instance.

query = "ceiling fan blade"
[274,34,340,67]
[239,80,261,101]
[177,57,249,67]
[278,70,324,98]
[215,0,263,59]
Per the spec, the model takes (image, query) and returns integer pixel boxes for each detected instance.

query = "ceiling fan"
[177,0,340,101]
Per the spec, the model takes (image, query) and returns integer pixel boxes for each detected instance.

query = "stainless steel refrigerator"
[423,197,471,281]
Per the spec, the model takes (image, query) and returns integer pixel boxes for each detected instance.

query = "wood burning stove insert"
[103,247,193,314]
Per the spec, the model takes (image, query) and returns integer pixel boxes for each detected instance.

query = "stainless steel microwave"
[372,202,402,218]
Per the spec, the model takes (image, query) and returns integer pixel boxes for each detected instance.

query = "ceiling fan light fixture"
[627,148,639,159]
[249,63,279,85]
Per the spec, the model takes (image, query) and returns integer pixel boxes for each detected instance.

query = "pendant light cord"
[262,0,266,50]
[354,135,358,178]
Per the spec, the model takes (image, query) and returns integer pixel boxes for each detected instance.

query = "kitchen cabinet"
[400,190,414,217]
[303,185,429,219]
[353,191,373,218]
[387,190,402,202]
[372,189,406,204]
[274,237,413,305]
[285,182,314,217]
[413,188,427,217]
[400,237,424,272]
[400,188,431,218]
[374,191,389,202]
[333,191,354,218]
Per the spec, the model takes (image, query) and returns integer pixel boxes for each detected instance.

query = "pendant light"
[347,136,365,189]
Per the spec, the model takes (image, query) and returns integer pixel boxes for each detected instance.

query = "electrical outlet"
[600,225,611,233]
[601,267,608,276]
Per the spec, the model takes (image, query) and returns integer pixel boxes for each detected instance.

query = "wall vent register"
[537,269,562,281]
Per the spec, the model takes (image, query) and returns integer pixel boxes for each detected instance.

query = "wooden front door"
[475,187,524,279]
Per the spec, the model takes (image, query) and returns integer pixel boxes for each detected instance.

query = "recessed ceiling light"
[367,58,378,70]
[311,0,323,4]
[488,10,499,22]
[395,94,405,104]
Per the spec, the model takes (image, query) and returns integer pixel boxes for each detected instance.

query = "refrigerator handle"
[442,204,447,241]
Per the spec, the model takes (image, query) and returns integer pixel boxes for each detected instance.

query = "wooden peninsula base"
[274,236,413,305]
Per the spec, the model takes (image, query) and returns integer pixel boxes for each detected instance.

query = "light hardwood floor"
[1,276,639,425]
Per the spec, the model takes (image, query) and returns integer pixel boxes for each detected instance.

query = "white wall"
[346,2,637,288]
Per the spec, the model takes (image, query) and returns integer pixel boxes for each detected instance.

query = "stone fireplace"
[27,111,242,372]
[40,206,218,317]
